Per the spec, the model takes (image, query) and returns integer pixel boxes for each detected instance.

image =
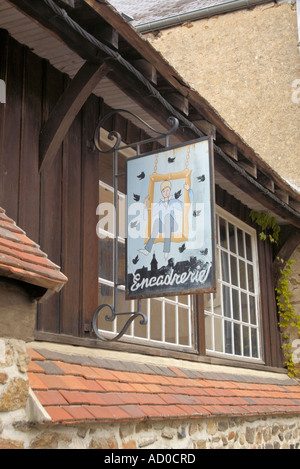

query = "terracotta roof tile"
[0,208,67,298]
[27,346,300,424]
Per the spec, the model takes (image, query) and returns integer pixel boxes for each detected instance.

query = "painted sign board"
[126,137,216,299]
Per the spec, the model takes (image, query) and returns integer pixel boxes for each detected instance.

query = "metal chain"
[153,153,158,173]
[185,146,190,169]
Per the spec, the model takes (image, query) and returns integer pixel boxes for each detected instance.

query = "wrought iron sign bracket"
[92,109,179,341]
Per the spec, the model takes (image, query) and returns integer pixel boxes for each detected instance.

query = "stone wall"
[0,338,299,449]
[0,338,30,449]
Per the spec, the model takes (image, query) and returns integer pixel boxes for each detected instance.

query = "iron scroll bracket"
[92,110,179,341]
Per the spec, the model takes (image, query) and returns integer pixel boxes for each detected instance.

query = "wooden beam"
[214,149,300,229]
[275,188,289,205]
[219,143,238,161]
[40,61,111,172]
[257,171,275,193]
[131,59,157,84]
[165,92,189,115]
[238,161,257,179]
[289,199,300,212]
[7,0,195,144]
[105,59,196,142]
[194,120,216,139]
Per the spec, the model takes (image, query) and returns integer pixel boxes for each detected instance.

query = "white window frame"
[97,181,195,350]
[97,183,263,361]
[205,206,263,362]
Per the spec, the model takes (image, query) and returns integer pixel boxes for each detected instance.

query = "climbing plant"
[275,257,300,376]
[249,210,280,245]
[250,210,300,376]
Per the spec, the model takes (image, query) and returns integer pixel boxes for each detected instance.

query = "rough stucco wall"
[146,2,300,187]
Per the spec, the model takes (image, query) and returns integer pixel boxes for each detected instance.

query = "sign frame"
[125,136,216,300]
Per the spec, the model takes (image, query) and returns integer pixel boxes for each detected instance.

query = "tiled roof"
[109,0,236,26]
[27,345,300,424]
[0,208,67,297]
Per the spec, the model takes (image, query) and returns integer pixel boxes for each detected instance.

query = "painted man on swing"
[139,180,193,260]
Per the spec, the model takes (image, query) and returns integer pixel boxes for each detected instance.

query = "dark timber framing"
[1,0,300,371]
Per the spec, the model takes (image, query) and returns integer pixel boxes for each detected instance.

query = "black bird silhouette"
[179,243,186,253]
[168,157,175,163]
[174,189,182,199]
[197,174,205,182]
[130,220,138,228]
[133,194,140,201]
[132,255,139,264]
[193,209,201,217]
[200,248,208,255]
[137,171,145,180]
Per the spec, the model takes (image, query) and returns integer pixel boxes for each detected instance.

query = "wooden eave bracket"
[39,61,111,172]
[219,143,238,160]
[165,92,189,115]
[194,119,216,139]
[131,59,157,84]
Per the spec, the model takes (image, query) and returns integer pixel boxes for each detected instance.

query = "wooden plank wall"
[0,31,159,340]
[0,31,100,337]
[0,31,283,367]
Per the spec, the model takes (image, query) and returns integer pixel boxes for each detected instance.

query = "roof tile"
[27,346,300,424]
[0,207,67,297]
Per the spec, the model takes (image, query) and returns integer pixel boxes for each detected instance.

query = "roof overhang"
[0,208,68,301]
[1,0,300,229]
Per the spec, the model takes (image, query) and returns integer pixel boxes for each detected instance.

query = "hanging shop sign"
[126,137,216,299]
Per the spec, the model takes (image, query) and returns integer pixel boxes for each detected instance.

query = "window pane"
[251,328,259,358]
[230,255,238,286]
[219,217,227,248]
[214,317,224,353]
[245,233,253,261]
[224,320,232,354]
[165,302,176,344]
[117,242,126,284]
[234,323,241,356]
[99,238,114,282]
[229,223,236,253]
[232,289,240,320]
[205,315,213,351]
[237,229,244,258]
[213,290,222,315]
[222,285,231,318]
[98,282,113,308]
[118,195,126,239]
[204,293,212,313]
[178,308,190,346]
[97,283,114,333]
[150,299,162,342]
[243,326,250,357]
[133,300,148,339]
[178,294,189,305]
[205,208,261,361]
[221,251,229,282]
[247,264,254,292]
[241,292,248,323]
[99,184,114,235]
[239,260,247,290]
[249,296,257,325]
[116,289,134,334]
